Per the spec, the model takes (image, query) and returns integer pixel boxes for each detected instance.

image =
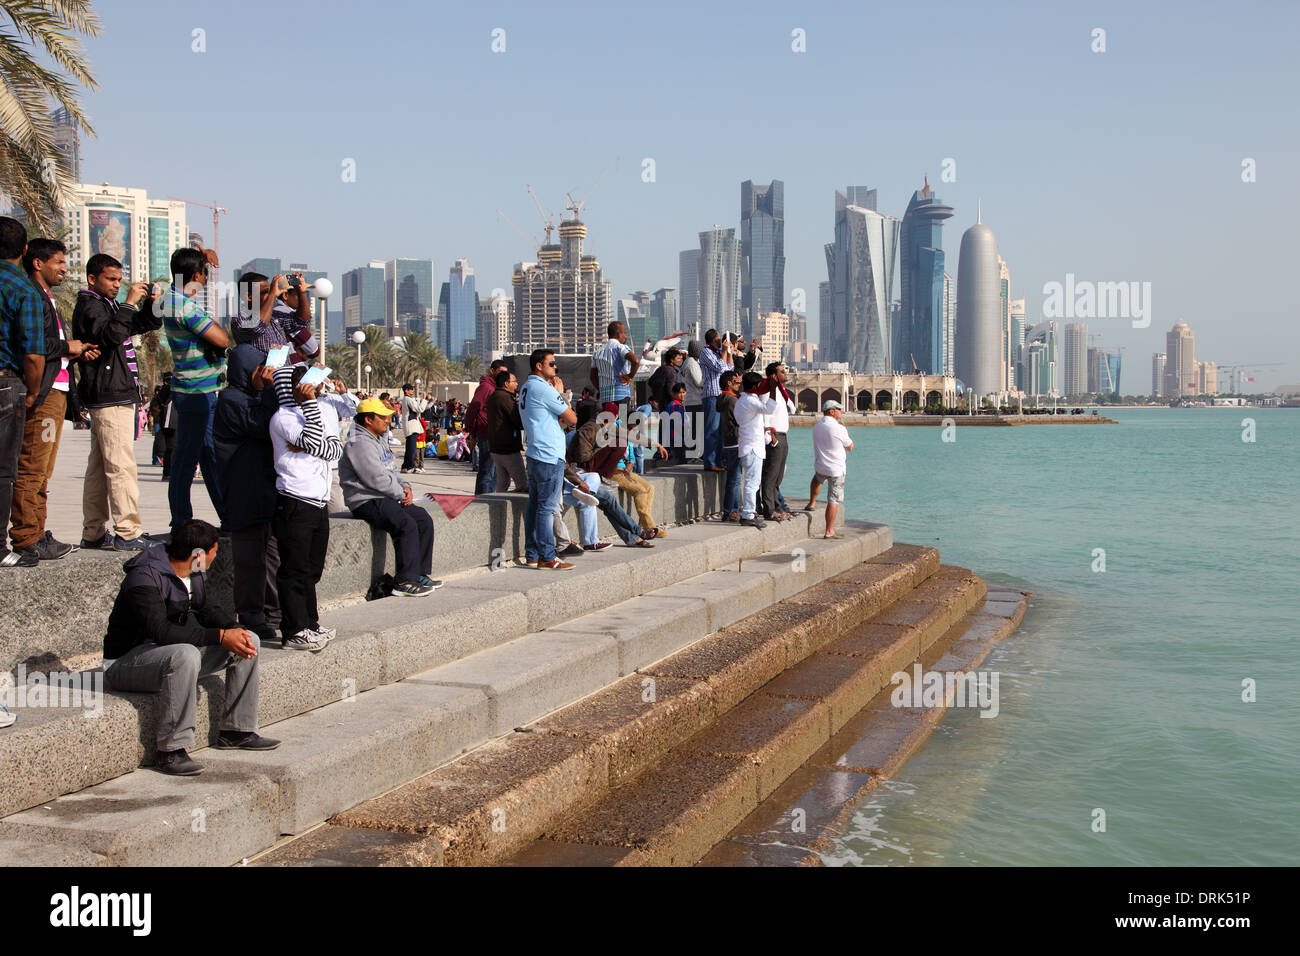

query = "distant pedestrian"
[734,370,777,528]
[465,359,507,496]
[759,361,796,521]
[149,374,175,476]
[398,383,424,473]
[808,399,854,538]
[716,370,741,520]
[681,340,704,463]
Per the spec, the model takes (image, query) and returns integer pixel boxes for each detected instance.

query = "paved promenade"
[40,425,476,544]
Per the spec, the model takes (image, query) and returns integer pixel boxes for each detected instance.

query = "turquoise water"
[780,408,1298,866]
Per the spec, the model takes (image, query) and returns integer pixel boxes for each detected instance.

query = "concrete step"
[0,510,862,819]
[0,521,891,866]
[499,569,1005,867]
[700,590,1028,866]
[2,468,725,673]
[279,540,932,867]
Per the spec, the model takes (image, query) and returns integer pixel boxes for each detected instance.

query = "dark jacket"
[648,363,677,411]
[28,277,74,412]
[213,345,277,531]
[717,391,739,447]
[72,288,162,407]
[465,374,495,438]
[103,544,233,659]
[486,387,524,454]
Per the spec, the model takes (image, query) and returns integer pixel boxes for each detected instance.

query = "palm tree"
[324,341,356,385]
[461,353,483,379]
[359,324,397,387]
[393,331,447,385]
[0,0,101,229]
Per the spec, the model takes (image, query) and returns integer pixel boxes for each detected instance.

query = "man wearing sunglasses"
[518,349,577,569]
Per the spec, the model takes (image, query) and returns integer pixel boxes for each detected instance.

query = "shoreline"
[788,413,1117,427]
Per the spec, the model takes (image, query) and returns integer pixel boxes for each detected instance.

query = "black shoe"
[215,731,281,751]
[80,532,112,549]
[740,516,767,529]
[21,534,73,560]
[0,548,38,569]
[44,531,78,555]
[558,543,584,558]
[154,748,204,775]
[110,534,150,552]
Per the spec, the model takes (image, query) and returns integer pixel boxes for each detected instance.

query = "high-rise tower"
[740,179,785,337]
[955,204,1001,396]
[896,176,953,373]
[823,187,899,373]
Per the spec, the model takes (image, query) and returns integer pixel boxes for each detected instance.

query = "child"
[269,365,342,651]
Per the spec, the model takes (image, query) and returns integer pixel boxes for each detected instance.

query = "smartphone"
[300,365,332,387]
[265,345,290,369]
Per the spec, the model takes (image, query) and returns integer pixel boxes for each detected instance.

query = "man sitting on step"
[102,519,280,776]
[340,398,443,598]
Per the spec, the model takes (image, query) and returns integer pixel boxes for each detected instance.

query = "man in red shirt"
[464,359,507,495]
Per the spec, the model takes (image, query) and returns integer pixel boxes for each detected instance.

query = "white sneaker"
[308,625,336,643]
[571,486,599,507]
[282,631,328,653]
[0,704,15,729]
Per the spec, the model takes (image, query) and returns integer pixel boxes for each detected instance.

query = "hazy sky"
[77,0,1299,387]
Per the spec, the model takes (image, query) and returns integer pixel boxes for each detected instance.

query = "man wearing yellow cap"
[339,397,441,598]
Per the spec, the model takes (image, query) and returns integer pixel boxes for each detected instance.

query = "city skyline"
[69,0,1300,387]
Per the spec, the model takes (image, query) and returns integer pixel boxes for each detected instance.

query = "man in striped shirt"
[589,321,638,424]
[160,247,228,527]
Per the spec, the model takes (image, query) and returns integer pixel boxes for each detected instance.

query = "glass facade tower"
[896,178,953,373]
[740,180,785,336]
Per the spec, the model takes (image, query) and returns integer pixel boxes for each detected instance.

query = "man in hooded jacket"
[213,345,280,641]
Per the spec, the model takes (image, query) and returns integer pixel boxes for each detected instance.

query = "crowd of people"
[1,215,855,763]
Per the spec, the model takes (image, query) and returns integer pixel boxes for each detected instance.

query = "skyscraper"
[1009,297,1026,389]
[823,187,899,373]
[698,226,741,336]
[1151,353,1166,398]
[955,207,1001,396]
[998,257,1012,389]
[740,180,785,336]
[942,273,955,374]
[385,258,435,336]
[513,215,613,352]
[1164,321,1195,397]
[51,108,81,182]
[678,250,699,333]
[896,177,953,374]
[476,294,514,358]
[1022,321,1060,397]
[1063,323,1088,396]
[343,261,386,334]
[61,183,186,290]
[438,258,478,359]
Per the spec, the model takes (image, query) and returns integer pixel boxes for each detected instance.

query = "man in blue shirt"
[590,321,638,424]
[0,217,46,569]
[518,348,577,569]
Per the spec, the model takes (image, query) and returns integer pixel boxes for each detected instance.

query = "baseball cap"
[822,399,843,411]
[356,397,390,417]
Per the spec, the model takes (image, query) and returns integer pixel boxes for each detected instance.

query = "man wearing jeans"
[160,247,227,527]
[518,349,576,570]
[103,520,279,775]
[0,217,43,569]
[697,329,732,471]
[465,359,507,496]
[590,321,637,425]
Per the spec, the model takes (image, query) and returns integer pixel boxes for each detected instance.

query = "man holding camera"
[160,246,227,527]
[73,253,159,552]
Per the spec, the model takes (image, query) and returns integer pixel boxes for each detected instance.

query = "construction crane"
[564,157,619,219]
[526,185,555,244]
[167,196,227,265]
[1217,362,1285,394]
[495,208,539,249]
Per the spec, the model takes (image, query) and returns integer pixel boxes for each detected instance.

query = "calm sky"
[78,0,1299,388]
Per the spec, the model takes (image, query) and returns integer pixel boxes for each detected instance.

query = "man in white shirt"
[590,321,638,424]
[734,370,777,528]
[759,361,796,521]
[808,399,854,539]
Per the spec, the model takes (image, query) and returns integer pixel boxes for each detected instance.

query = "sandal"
[631,538,655,548]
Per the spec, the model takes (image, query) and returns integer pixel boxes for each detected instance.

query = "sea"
[779,407,1298,866]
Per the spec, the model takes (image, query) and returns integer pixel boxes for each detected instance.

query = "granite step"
[0,522,891,866]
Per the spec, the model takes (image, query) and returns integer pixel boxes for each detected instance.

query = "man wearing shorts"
[808,399,854,539]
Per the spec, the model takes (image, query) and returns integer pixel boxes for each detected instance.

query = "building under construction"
[511,216,612,354]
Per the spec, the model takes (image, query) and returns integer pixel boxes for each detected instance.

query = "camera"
[286,275,303,290]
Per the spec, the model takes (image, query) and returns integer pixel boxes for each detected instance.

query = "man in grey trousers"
[102,519,280,775]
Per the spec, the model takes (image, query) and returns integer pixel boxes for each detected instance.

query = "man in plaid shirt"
[589,320,639,424]
[0,217,44,569]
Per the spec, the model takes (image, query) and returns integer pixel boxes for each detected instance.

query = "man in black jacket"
[213,345,280,641]
[485,368,528,492]
[102,519,279,776]
[73,253,158,551]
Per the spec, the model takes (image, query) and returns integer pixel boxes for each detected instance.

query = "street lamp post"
[351,330,366,391]
[364,364,372,392]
